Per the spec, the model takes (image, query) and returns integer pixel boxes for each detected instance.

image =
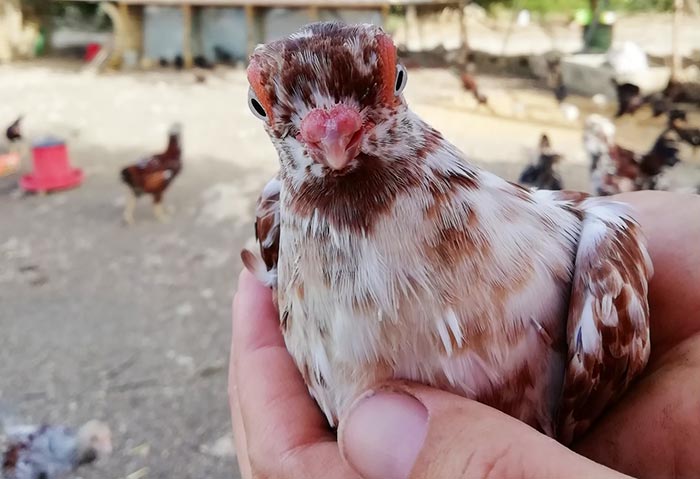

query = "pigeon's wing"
[241,174,281,289]
[557,197,653,445]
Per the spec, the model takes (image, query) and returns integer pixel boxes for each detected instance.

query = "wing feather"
[558,198,653,445]
[241,174,281,289]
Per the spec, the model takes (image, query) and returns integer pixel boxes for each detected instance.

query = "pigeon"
[2,419,112,479]
[241,22,653,446]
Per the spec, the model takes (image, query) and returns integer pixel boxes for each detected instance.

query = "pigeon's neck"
[284,120,454,235]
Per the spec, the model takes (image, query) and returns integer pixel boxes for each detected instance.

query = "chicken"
[662,78,700,106]
[584,114,681,195]
[546,58,567,103]
[241,22,653,445]
[120,123,183,224]
[2,420,112,479]
[668,109,700,150]
[637,132,682,190]
[647,79,700,118]
[613,80,646,117]
[518,133,563,190]
[5,116,22,143]
[458,67,488,106]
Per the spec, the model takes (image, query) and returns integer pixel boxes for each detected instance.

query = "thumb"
[338,382,630,479]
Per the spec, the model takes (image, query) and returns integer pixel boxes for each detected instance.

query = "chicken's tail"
[120,167,133,186]
[240,249,276,288]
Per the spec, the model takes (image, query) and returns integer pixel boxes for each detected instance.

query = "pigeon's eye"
[394,64,408,96]
[248,89,268,120]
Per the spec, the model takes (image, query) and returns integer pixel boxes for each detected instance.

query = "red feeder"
[20,139,83,193]
[85,43,101,62]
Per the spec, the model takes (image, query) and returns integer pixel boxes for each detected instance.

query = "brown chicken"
[459,71,488,106]
[120,123,182,224]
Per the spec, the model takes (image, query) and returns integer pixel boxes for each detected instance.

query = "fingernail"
[339,390,428,479]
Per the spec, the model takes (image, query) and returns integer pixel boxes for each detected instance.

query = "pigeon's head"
[77,420,113,463]
[247,22,427,180]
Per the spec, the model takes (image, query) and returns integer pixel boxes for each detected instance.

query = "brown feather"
[558,212,652,444]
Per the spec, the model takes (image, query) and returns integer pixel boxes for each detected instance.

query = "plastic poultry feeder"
[20,139,83,194]
[85,43,101,62]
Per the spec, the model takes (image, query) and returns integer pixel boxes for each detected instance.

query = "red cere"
[300,105,362,144]
[247,61,274,123]
[376,33,399,106]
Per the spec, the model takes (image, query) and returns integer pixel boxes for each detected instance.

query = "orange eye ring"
[247,61,275,123]
[376,33,400,106]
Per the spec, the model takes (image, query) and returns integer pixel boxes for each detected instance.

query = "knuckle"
[464,442,520,479]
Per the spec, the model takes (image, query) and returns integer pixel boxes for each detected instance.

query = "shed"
[55,0,468,69]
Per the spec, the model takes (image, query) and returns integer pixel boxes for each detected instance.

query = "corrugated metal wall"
[200,7,248,62]
[262,7,382,43]
[143,5,383,63]
[143,6,186,61]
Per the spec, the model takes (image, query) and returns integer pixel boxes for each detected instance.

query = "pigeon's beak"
[300,105,363,171]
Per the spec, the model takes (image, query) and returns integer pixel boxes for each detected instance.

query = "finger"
[232,269,358,478]
[229,295,252,479]
[575,333,700,479]
[614,191,700,358]
[339,382,631,479]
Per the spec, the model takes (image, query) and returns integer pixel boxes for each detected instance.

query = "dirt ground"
[0,58,699,479]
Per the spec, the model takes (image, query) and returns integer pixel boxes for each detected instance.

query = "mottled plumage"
[2,420,111,479]
[584,114,681,195]
[241,23,653,445]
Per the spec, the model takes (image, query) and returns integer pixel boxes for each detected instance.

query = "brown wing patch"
[240,175,281,291]
[557,201,653,445]
[142,171,168,193]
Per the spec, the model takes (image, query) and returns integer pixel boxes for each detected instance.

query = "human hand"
[229,190,700,479]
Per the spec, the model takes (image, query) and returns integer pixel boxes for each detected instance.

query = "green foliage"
[474,0,673,13]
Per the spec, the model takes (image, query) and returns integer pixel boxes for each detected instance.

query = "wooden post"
[245,5,256,59]
[457,0,469,67]
[308,5,319,22]
[182,3,193,69]
[406,5,420,50]
[380,4,390,27]
[671,0,683,78]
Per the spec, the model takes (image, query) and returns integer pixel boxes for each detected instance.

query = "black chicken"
[518,134,563,190]
[613,80,646,117]
[637,131,682,190]
[546,58,567,103]
[668,109,700,149]
[5,116,21,143]
[213,45,234,64]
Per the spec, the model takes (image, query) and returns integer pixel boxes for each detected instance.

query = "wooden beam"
[406,4,420,50]
[380,3,390,26]
[245,5,257,59]
[308,5,319,21]
[457,0,469,66]
[182,3,193,68]
[671,0,683,78]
